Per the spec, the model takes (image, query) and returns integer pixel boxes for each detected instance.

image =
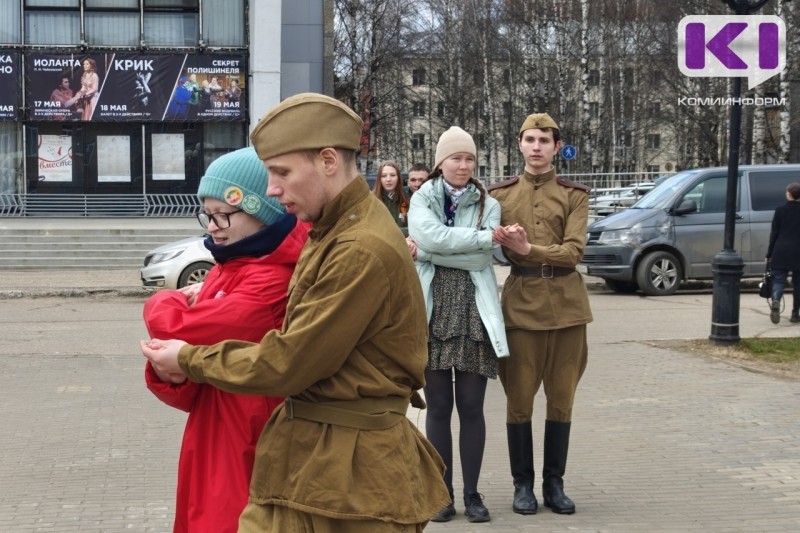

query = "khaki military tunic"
[490,168,593,422]
[489,168,593,329]
[178,177,449,525]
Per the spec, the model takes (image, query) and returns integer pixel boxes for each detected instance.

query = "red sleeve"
[143,262,293,411]
[143,265,290,345]
[144,361,199,412]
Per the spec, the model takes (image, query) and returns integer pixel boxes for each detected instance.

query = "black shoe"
[791,310,799,323]
[512,482,538,514]
[542,478,576,514]
[464,492,490,523]
[430,502,455,522]
[771,299,781,324]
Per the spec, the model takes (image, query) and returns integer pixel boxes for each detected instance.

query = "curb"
[0,287,155,300]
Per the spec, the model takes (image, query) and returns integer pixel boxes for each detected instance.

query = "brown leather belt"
[511,264,575,278]
[284,395,413,430]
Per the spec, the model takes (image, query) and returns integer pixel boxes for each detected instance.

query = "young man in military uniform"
[141,93,449,532]
[489,112,593,516]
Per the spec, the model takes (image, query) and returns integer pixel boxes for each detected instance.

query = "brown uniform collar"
[310,176,370,240]
[523,167,556,185]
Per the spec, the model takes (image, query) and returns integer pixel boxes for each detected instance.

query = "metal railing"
[0,194,201,217]
[0,173,674,217]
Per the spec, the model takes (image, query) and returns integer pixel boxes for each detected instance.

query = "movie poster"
[0,52,20,121]
[37,135,73,183]
[26,53,246,122]
[165,55,246,121]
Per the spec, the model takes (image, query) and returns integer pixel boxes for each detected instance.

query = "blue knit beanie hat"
[196,147,285,226]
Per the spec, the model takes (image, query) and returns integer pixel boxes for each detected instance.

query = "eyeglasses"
[197,209,244,229]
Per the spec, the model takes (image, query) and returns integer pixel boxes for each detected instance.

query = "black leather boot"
[507,422,538,514]
[791,309,799,323]
[542,420,576,514]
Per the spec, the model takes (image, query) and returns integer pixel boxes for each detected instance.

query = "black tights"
[424,368,488,497]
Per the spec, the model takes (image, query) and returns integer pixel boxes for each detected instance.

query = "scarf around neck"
[203,213,297,264]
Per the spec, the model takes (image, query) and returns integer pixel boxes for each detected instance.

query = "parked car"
[589,182,657,216]
[140,235,214,289]
[580,164,800,296]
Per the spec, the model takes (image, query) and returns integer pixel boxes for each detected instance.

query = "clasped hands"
[492,224,532,256]
[141,338,189,384]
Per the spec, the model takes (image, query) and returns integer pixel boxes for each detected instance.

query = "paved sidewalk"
[0,270,797,532]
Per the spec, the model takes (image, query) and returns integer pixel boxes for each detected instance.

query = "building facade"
[0,0,330,217]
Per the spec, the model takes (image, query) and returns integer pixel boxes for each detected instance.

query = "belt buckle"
[541,264,554,278]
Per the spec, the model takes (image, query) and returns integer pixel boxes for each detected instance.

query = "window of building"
[437,101,445,118]
[203,0,244,46]
[503,165,511,176]
[411,133,425,151]
[476,133,486,150]
[623,96,633,116]
[623,68,633,85]
[622,130,632,147]
[589,102,599,118]
[478,165,486,177]
[646,165,660,174]
[502,101,511,117]
[0,1,22,43]
[412,68,426,86]
[646,134,661,150]
[473,69,482,85]
[144,0,199,47]
[85,0,139,47]
[22,0,219,47]
[436,69,445,86]
[588,69,599,86]
[502,69,510,85]
[648,101,661,118]
[412,101,425,117]
[24,0,81,45]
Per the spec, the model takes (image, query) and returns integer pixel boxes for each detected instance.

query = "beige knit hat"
[434,126,477,169]
[250,93,363,160]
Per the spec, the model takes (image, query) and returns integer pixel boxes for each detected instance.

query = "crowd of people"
[141,93,595,531]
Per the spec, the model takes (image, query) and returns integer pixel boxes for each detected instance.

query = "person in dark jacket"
[373,159,410,236]
[766,182,800,324]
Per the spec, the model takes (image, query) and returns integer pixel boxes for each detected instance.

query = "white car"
[140,236,215,289]
[590,182,657,216]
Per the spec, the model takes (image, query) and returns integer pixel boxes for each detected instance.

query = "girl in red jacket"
[144,147,309,533]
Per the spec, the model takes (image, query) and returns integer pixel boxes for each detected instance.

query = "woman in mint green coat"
[408,126,508,524]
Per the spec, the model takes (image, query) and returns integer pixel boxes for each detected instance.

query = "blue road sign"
[561,145,577,160]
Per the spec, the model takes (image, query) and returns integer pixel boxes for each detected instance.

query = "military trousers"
[239,502,426,532]
[499,324,588,423]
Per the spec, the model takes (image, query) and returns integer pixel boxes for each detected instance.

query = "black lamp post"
[709,0,771,345]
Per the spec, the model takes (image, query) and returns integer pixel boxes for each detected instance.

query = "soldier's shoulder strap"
[487,176,520,192]
[556,176,591,193]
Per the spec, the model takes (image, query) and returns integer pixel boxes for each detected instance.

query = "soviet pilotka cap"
[250,93,363,160]
[519,112,560,135]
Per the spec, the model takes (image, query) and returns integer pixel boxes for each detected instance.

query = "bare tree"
[333,0,423,173]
